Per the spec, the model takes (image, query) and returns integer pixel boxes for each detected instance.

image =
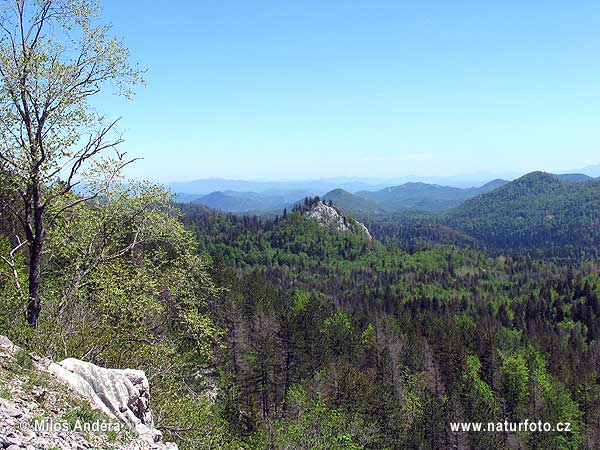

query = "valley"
[173,174,600,449]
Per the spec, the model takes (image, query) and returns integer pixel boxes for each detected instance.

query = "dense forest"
[174,203,600,449]
[4,188,600,449]
[444,172,600,262]
[352,173,600,264]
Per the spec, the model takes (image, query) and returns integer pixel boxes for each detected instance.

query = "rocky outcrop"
[302,199,372,239]
[48,359,164,445]
[0,335,177,450]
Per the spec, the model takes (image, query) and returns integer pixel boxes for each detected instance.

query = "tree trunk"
[26,236,42,326]
[26,190,44,327]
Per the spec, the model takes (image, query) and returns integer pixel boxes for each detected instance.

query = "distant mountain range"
[321,189,385,215]
[167,165,600,196]
[174,172,597,215]
[169,178,392,196]
[567,164,600,178]
[355,179,509,213]
[180,180,511,214]
[554,173,595,182]
[180,170,600,262]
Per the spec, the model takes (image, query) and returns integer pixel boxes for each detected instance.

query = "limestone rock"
[0,398,23,418]
[302,199,372,239]
[0,335,178,450]
[0,335,19,354]
[48,358,163,444]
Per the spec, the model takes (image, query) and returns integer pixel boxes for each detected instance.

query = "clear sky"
[96,0,600,181]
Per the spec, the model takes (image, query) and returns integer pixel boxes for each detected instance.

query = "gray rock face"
[0,335,19,354]
[48,359,164,445]
[303,200,372,239]
[0,335,178,450]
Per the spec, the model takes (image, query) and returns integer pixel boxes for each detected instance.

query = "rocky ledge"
[0,335,177,450]
[301,199,372,239]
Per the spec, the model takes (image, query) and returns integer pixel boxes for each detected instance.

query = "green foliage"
[498,350,530,419]
[8,183,219,366]
[153,372,236,449]
[1,166,599,449]
[0,237,28,336]
[527,348,584,449]
[14,349,35,372]
[185,205,600,449]
[267,386,371,450]
[445,172,600,262]
[0,385,12,400]
[0,183,225,449]
[463,355,498,418]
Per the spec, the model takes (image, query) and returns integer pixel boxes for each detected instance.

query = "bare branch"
[0,235,27,291]
[46,156,139,226]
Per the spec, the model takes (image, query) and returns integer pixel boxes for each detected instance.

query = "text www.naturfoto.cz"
[450,420,571,433]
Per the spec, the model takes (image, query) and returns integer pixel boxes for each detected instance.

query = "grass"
[0,384,12,400]
[14,348,35,371]
[106,430,118,442]
[63,403,107,430]
[0,364,15,400]
[30,411,49,422]
[23,370,51,392]
[62,400,133,447]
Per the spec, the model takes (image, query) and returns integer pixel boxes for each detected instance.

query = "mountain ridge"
[443,171,600,259]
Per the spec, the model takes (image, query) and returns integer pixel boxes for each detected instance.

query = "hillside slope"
[0,336,177,450]
[445,171,600,259]
[321,188,385,215]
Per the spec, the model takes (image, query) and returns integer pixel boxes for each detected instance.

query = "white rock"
[49,358,163,444]
[0,335,178,450]
[0,335,19,354]
[48,362,115,419]
[0,398,23,418]
[303,200,372,239]
[5,435,24,446]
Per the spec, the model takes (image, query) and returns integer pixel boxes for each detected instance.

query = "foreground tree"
[0,0,142,325]
[0,181,229,449]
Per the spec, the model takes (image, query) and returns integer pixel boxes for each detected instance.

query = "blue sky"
[97,1,600,181]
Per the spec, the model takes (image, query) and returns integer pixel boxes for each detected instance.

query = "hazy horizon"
[163,164,599,185]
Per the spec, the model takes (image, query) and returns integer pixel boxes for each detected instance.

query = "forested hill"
[180,203,374,274]
[180,201,600,449]
[321,188,384,215]
[444,171,600,261]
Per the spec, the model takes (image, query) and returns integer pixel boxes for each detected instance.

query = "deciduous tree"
[0,0,143,325]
